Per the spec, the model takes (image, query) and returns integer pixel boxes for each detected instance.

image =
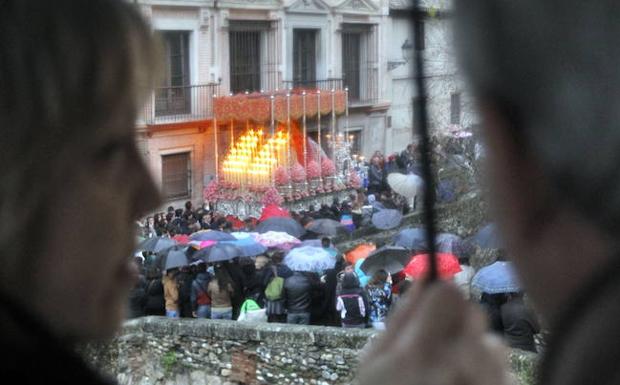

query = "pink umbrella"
[188,240,217,250]
[253,231,301,250]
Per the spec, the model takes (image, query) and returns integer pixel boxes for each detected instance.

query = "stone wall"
[84,317,537,385]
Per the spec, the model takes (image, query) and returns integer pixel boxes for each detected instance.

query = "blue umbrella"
[221,237,267,257]
[472,261,521,294]
[470,223,502,249]
[393,228,428,251]
[189,230,236,242]
[136,236,176,253]
[256,217,306,238]
[194,243,244,263]
[371,209,403,230]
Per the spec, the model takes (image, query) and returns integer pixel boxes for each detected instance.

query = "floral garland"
[275,166,290,185]
[291,162,306,183]
[307,160,321,179]
[204,180,220,203]
[261,187,284,206]
[321,157,336,176]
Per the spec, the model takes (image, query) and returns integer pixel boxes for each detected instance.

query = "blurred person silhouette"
[0,0,160,382]
[358,1,620,385]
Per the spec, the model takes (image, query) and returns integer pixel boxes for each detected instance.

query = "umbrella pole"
[413,0,438,282]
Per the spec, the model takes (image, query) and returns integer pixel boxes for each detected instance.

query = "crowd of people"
[130,195,540,352]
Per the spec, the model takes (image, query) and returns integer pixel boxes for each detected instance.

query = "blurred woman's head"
[0,0,160,341]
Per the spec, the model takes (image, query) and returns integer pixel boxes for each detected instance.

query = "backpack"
[238,298,267,323]
[264,265,285,301]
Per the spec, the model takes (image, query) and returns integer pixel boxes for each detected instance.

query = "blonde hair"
[0,0,159,272]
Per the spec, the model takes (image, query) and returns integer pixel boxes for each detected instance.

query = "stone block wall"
[83,317,537,385]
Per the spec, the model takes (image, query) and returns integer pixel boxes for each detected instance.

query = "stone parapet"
[83,316,537,385]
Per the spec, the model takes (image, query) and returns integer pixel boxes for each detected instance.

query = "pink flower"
[321,157,336,176]
[307,161,321,179]
[349,170,362,189]
[291,163,306,183]
[261,187,284,206]
[275,166,290,186]
[204,180,220,203]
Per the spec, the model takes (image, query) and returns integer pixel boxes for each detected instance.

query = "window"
[293,29,317,87]
[342,24,378,104]
[229,21,273,94]
[349,130,362,156]
[342,32,361,101]
[162,153,191,200]
[156,31,191,116]
[451,92,461,125]
[415,21,425,51]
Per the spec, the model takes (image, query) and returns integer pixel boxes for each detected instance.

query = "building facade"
[134,0,473,207]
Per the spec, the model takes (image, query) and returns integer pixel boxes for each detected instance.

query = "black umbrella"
[256,217,306,238]
[307,219,347,237]
[155,245,189,271]
[136,236,176,253]
[360,246,411,275]
[393,227,428,251]
[194,243,244,263]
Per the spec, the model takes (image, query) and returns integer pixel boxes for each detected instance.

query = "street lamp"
[388,39,415,71]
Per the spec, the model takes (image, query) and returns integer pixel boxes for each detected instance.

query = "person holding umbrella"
[365,270,393,330]
[162,268,180,319]
[500,292,540,353]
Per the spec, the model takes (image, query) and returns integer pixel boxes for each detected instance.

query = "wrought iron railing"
[281,78,344,92]
[344,62,379,107]
[140,83,220,125]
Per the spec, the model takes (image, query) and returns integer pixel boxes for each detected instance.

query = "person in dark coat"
[317,204,337,221]
[367,157,384,195]
[127,270,147,319]
[320,254,345,326]
[336,272,369,328]
[283,271,319,325]
[261,252,293,322]
[500,292,540,352]
[143,265,166,316]
[240,261,263,303]
[176,266,194,318]
[479,292,506,335]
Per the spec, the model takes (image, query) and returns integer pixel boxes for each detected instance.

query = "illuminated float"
[204,88,361,217]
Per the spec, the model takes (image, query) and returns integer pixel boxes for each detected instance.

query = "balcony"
[282,76,379,107]
[140,83,220,126]
[282,78,344,92]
